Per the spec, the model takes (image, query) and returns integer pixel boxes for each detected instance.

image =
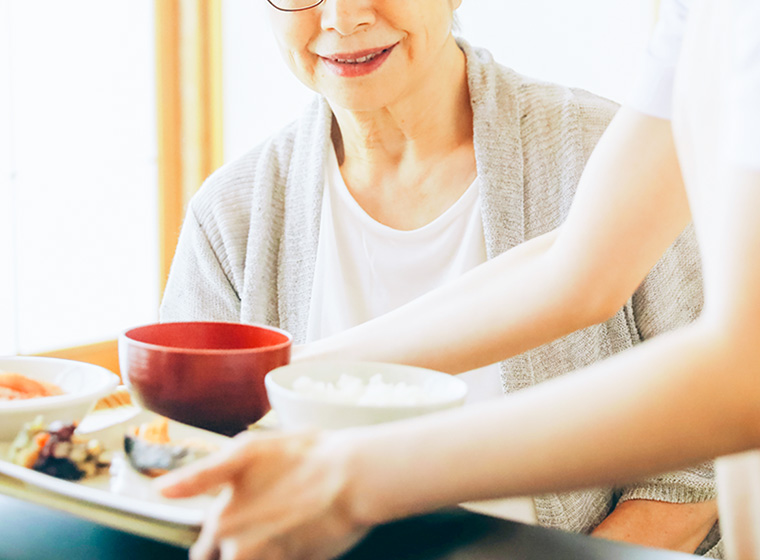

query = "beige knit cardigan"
[160,40,720,556]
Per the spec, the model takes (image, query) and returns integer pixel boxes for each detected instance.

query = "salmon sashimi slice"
[0,372,64,401]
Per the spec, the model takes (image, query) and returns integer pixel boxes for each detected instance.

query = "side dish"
[292,373,432,406]
[0,372,64,401]
[8,416,111,481]
[124,416,218,477]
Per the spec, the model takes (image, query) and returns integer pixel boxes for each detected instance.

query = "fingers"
[155,458,227,498]
[190,487,231,560]
[156,433,260,498]
[159,429,356,559]
[189,487,281,560]
[218,539,241,560]
[158,429,322,498]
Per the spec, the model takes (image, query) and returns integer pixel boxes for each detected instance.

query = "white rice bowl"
[0,356,120,441]
[265,361,468,430]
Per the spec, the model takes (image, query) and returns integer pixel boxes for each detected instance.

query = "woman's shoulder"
[461,39,618,123]
[188,96,328,223]
[193,115,303,207]
[518,78,619,118]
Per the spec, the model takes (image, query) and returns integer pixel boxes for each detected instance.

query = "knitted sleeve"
[157,120,296,327]
[159,204,242,323]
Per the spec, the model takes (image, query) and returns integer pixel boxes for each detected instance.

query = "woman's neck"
[327,38,476,231]
[330,36,472,171]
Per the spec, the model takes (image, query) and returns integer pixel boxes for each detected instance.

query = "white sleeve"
[724,0,760,169]
[628,0,692,120]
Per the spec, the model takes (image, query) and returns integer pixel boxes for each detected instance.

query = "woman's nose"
[320,0,376,35]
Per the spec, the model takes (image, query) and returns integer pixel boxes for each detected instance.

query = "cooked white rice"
[292,373,432,406]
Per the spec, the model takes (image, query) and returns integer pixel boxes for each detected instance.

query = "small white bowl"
[265,361,468,430]
[0,356,120,440]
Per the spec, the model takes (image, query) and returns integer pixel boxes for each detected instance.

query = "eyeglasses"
[266,0,325,12]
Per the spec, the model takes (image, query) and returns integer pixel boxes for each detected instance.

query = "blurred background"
[0,0,658,373]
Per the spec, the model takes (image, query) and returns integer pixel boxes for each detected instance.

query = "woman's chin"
[325,90,400,114]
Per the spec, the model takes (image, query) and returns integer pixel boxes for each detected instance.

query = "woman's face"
[267,0,462,112]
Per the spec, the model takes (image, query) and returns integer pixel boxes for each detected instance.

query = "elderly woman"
[160,0,720,557]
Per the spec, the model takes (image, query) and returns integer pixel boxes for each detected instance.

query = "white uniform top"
[629,0,760,168]
[306,145,505,405]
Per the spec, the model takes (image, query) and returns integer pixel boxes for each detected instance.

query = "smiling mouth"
[328,47,394,64]
[319,43,397,78]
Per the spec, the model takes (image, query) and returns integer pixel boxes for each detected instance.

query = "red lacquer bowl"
[119,321,292,435]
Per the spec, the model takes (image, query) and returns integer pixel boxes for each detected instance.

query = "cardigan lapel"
[277,97,333,344]
[459,40,536,394]
[277,44,530,345]
[460,40,526,259]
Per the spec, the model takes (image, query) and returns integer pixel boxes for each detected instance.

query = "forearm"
[296,109,691,373]
[591,499,718,553]
[296,228,586,373]
[340,319,760,526]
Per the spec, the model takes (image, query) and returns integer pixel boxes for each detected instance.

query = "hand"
[156,429,370,560]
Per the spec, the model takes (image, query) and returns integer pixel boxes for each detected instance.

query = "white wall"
[456,0,655,103]
[221,0,656,163]
[222,0,315,163]
[0,0,16,355]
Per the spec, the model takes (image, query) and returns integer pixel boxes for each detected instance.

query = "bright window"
[456,0,655,104]
[0,0,14,355]
[2,1,159,355]
[221,0,314,163]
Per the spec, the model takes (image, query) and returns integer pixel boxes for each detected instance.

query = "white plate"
[0,356,120,440]
[0,407,229,527]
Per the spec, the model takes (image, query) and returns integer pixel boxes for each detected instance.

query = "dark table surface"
[0,494,696,560]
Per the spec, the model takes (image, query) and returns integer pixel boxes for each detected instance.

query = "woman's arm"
[296,108,692,373]
[156,109,705,560]
[299,105,709,552]
[157,127,760,560]
[341,170,760,524]
[158,310,759,560]
[342,322,760,525]
[592,223,717,554]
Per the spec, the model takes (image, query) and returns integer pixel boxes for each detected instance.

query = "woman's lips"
[320,44,396,78]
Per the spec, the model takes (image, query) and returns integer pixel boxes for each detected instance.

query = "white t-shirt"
[307,146,537,524]
[629,0,760,169]
[306,145,504,404]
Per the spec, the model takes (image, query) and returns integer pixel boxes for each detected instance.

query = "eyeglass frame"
[266,0,325,12]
